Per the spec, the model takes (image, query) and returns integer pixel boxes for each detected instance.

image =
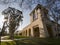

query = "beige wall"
[19,7,48,38]
[19,4,57,38]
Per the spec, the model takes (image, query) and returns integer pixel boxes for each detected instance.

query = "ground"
[1,37,60,45]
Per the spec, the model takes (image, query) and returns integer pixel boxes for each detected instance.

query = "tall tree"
[2,7,23,39]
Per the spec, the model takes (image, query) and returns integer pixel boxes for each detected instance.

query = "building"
[19,4,60,38]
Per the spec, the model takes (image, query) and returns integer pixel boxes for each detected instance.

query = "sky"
[0,0,44,32]
[0,1,36,31]
[0,5,6,29]
[0,0,60,31]
[0,2,31,31]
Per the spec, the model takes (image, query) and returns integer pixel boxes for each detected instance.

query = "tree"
[1,21,7,36]
[2,7,23,39]
[1,0,60,38]
[45,0,60,38]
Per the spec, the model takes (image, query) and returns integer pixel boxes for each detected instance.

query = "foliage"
[2,7,23,39]
[1,21,7,36]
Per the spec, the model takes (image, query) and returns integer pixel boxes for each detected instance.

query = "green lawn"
[1,38,60,45]
[1,35,29,40]
[14,35,29,39]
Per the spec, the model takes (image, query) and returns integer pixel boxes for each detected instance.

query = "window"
[33,11,38,21]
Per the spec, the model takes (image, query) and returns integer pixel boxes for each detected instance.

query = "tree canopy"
[2,7,23,39]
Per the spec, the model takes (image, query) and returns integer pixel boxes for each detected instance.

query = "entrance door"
[46,25,53,37]
[33,27,40,37]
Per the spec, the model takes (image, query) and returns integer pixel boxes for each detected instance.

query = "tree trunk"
[9,30,14,40]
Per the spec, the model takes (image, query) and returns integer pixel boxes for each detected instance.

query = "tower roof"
[30,4,48,15]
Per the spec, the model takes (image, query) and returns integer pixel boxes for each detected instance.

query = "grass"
[1,41,15,45]
[1,38,60,45]
[14,35,29,39]
[1,35,29,40]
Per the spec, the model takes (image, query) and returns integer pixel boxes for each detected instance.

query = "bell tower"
[29,4,48,23]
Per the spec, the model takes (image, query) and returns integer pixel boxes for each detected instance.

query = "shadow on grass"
[14,38,60,45]
[14,40,34,45]
[1,38,60,45]
[4,41,16,45]
[14,38,49,45]
[6,42,10,45]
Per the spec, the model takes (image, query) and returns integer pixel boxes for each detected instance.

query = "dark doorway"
[33,27,40,37]
[26,30,27,36]
[46,25,53,37]
[29,29,31,36]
